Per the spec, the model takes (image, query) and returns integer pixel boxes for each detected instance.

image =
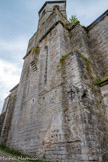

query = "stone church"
[0,0,108,161]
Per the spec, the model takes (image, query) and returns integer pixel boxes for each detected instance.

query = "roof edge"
[10,84,19,92]
[87,10,108,30]
[39,1,66,14]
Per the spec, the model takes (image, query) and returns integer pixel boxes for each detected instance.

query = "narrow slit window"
[30,60,37,72]
[44,47,48,84]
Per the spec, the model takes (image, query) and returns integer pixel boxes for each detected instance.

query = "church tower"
[38,0,67,28]
[0,1,108,161]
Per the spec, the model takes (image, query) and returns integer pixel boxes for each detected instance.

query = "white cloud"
[67,0,108,26]
[0,36,27,52]
[0,60,20,89]
[0,59,21,112]
[0,36,28,113]
[0,36,28,65]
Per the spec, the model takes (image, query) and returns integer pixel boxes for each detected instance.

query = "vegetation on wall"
[95,76,108,85]
[63,108,68,112]
[0,146,43,162]
[79,53,94,80]
[69,15,79,24]
[31,47,40,54]
[60,50,73,66]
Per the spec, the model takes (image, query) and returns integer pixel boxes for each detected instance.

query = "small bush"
[69,15,79,23]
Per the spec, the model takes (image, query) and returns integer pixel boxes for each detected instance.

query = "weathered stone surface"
[88,15,108,78]
[0,150,26,162]
[38,1,66,28]
[0,85,18,146]
[0,1,108,162]
[0,113,6,137]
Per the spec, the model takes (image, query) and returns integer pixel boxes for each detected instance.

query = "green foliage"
[0,146,24,157]
[27,159,42,162]
[98,111,102,118]
[77,88,80,92]
[60,50,73,66]
[0,146,43,162]
[63,108,68,112]
[82,75,86,80]
[79,53,90,63]
[95,99,99,108]
[95,78,101,85]
[79,53,96,92]
[31,47,40,54]
[95,76,108,85]
[59,11,67,20]
[11,93,16,99]
[79,53,93,80]
[80,69,85,73]
[43,154,46,159]
[69,15,79,23]
[100,76,108,83]
[25,47,40,58]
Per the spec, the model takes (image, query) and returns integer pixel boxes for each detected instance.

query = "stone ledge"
[95,76,108,87]
[99,78,108,87]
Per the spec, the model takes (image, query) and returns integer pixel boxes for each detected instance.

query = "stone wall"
[1,3,108,162]
[59,25,108,160]
[88,14,108,145]
[100,83,108,119]
[0,86,18,146]
[0,112,6,137]
[26,8,68,56]
[88,15,108,78]
[6,21,108,162]
[5,21,70,160]
[38,1,66,28]
[1,97,9,114]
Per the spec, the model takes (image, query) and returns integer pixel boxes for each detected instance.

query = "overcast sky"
[0,0,108,113]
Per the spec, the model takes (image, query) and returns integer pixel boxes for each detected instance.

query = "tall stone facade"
[0,1,108,161]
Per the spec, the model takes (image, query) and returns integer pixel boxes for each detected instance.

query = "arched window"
[44,46,48,84]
